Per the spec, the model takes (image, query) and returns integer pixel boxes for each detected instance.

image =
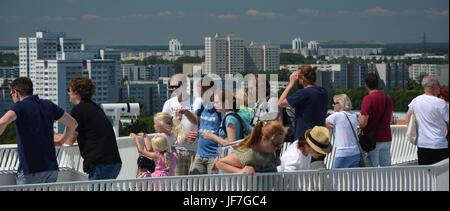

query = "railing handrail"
[1,159,447,191]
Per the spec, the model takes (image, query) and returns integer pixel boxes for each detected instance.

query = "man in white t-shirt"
[406,76,449,165]
[162,74,202,175]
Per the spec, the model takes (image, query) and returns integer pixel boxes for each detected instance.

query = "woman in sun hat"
[304,126,332,169]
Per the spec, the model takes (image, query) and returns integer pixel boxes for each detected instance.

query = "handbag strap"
[343,112,364,150]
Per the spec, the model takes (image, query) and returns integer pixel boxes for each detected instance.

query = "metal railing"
[218,125,416,169]
[0,159,447,191]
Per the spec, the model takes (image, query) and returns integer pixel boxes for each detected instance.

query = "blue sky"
[0,0,448,46]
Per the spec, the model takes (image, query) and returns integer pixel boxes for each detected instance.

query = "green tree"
[0,124,16,145]
[119,115,154,137]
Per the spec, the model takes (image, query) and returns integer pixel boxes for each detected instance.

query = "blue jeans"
[332,154,361,169]
[368,142,391,167]
[16,169,58,185]
[88,163,122,180]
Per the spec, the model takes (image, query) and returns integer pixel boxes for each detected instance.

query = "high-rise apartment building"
[245,42,280,71]
[205,33,244,77]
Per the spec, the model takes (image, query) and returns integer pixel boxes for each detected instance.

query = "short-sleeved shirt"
[196,104,221,158]
[287,87,328,141]
[360,91,393,142]
[11,95,64,174]
[326,111,360,157]
[233,147,277,172]
[71,100,122,173]
[408,94,449,149]
[219,112,242,141]
[277,140,311,172]
[163,95,202,151]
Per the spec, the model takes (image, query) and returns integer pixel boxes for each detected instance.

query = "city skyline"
[0,0,449,46]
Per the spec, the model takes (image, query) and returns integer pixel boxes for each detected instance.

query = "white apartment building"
[308,41,320,55]
[205,33,244,77]
[409,64,449,86]
[169,39,182,55]
[19,31,82,79]
[292,38,304,50]
[245,42,280,71]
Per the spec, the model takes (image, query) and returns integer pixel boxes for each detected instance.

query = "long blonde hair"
[151,134,171,172]
[237,120,286,149]
[154,112,185,144]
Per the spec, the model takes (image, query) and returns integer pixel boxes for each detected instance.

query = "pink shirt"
[151,152,178,177]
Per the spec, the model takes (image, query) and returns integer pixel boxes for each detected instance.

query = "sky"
[0,0,448,46]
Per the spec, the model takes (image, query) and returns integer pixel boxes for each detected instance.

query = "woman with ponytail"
[215,121,286,174]
[279,65,328,146]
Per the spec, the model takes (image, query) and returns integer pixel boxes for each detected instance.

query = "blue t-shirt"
[11,95,64,174]
[196,105,222,158]
[287,87,328,141]
[219,113,242,140]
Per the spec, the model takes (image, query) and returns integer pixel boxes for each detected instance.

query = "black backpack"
[281,106,296,143]
[220,112,250,140]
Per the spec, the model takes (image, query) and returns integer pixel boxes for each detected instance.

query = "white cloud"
[296,8,320,16]
[425,9,449,17]
[42,16,76,22]
[217,14,239,21]
[245,9,277,19]
[158,11,185,18]
[80,14,100,21]
[362,7,397,16]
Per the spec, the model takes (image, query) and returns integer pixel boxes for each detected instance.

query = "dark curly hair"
[69,77,96,100]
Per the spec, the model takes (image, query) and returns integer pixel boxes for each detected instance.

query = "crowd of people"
[0,65,448,185]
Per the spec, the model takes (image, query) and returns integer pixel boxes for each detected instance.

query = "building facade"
[245,42,280,72]
[205,33,245,77]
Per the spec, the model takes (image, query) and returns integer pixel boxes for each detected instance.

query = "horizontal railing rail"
[1,159,447,191]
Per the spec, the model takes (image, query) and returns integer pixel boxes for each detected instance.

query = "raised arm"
[279,72,298,108]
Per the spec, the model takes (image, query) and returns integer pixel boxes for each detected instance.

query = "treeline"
[123,56,204,73]
[280,53,319,65]
[0,53,19,67]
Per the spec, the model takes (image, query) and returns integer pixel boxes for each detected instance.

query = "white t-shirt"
[277,140,311,172]
[409,95,449,149]
[326,111,360,158]
[162,95,202,151]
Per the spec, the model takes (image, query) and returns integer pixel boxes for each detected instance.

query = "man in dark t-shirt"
[0,77,78,185]
[359,73,393,167]
[66,77,122,180]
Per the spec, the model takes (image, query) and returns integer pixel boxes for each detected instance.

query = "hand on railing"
[239,166,255,175]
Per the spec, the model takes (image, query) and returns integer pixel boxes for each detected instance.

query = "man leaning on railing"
[0,77,78,185]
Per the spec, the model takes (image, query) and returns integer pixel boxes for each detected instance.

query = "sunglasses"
[332,102,340,106]
[169,82,182,89]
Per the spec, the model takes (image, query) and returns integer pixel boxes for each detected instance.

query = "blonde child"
[130,112,183,177]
